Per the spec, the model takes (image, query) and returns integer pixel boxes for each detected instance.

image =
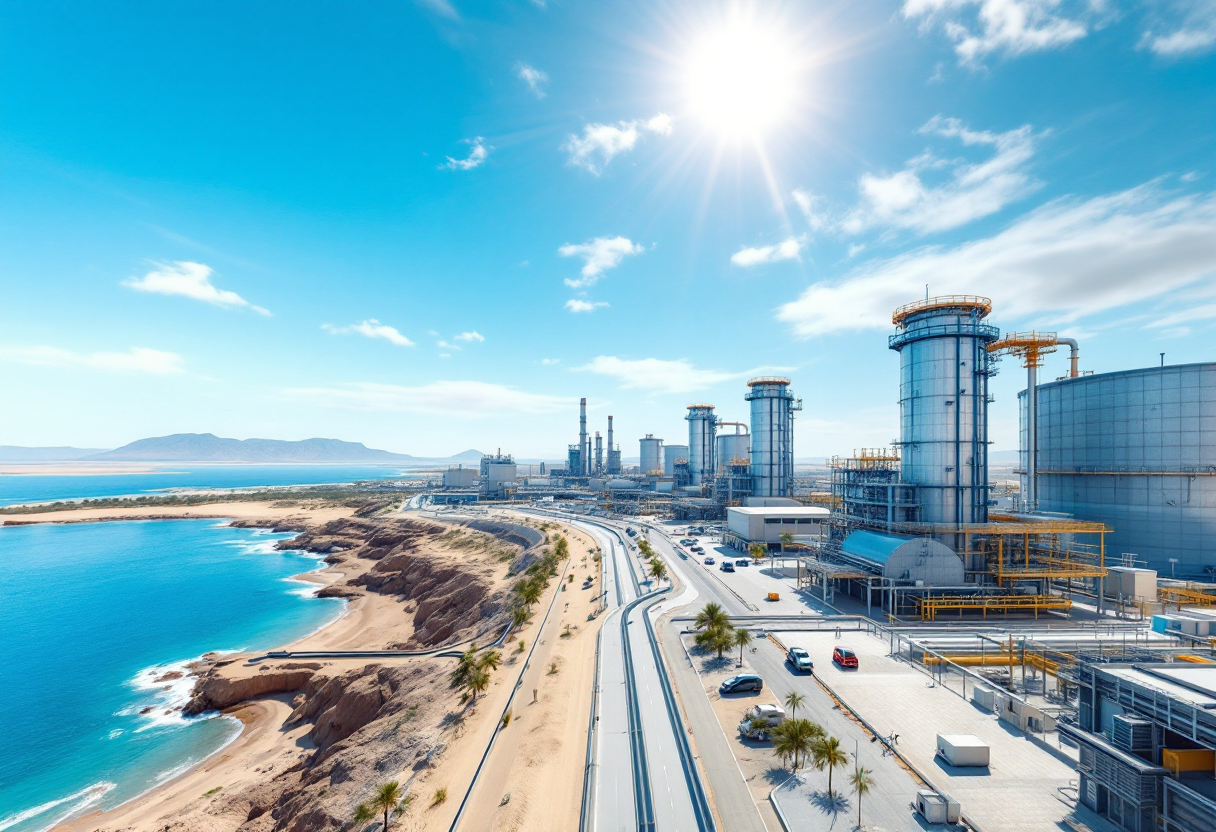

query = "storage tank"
[639,435,663,475]
[889,296,999,526]
[1021,362,1216,576]
[686,404,717,485]
[746,378,800,497]
[663,444,689,476]
[716,427,750,471]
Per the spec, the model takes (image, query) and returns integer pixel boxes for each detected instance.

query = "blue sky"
[1,0,1213,458]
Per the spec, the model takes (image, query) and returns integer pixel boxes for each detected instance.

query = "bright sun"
[684,18,799,140]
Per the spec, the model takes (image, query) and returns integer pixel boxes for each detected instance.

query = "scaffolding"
[915,594,1073,621]
[829,447,920,533]
[1158,583,1216,610]
[712,457,752,507]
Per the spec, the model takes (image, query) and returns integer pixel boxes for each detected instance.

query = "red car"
[832,646,859,668]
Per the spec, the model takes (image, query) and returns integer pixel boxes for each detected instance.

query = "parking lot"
[672,533,835,615]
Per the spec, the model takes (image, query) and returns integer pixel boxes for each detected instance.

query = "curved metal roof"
[840,529,912,566]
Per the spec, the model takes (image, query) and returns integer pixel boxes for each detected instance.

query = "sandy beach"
[53,508,599,832]
[1,500,363,527]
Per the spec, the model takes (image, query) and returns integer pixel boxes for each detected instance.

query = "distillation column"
[746,378,800,497]
[889,296,1000,526]
[686,404,717,486]
[606,415,621,475]
[579,397,589,477]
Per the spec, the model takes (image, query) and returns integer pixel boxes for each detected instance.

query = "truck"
[738,703,786,740]
[935,734,990,767]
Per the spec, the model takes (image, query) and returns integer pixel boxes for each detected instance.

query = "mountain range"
[1,434,483,465]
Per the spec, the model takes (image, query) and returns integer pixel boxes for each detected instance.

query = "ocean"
[0,519,345,832]
[0,464,421,507]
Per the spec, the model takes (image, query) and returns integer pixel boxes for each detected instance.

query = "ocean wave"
[124,652,238,731]
[0,781,115,832]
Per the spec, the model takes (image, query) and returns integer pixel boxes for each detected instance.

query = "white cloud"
[541,358,560,365]
[444,137,490,171]
[565,299,609,313]
[322,319,414,347]
[562,113,674,174]
[416,0,459,20]
[1141,1,1216,55]
[731,237,803,268]
[281,380,568,416]
[123,261,269,315]
[455,330,485,342]
[559,236,644,288]
[0,345,184,375]
[791,189,825,231]
[842,116,1039,235]
[575,356,794,394]
[517,63,548,97]
[777,184,1216,337]
[436,339,460,350]
[902,0,1091,64]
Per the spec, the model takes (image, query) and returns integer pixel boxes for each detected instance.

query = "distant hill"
[86,434,483,465]
[0,445,111,462]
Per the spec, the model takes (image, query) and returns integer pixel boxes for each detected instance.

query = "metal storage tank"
[746,378,800,497]
[889,296,999,526]
[716,428,750,471]
[639,435,663,475]
[686,404,717,485]
[1020,363,1216,576]
[663,444,689,476]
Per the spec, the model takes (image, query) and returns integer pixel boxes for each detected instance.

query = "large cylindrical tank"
[639,435,663,475]
[746,378,799,497]
[1021,363,1216,577]
[663,444,689,476]
[716,431,750,470]
[889,296,999,526]
[686,405,717,485]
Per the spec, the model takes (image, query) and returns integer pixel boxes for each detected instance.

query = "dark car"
[626,527,636,536]
[719,674,764,694]
[735,558,750,567]
[832,646,859,668]
[786,647,814,673]
[703,556,715,565]
[720,561,735,572]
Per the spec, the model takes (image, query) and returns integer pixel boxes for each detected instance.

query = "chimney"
[579,397,588,476]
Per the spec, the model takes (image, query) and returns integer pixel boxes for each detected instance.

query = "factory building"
[663,444,689,476]
[725,506,829,549]
[889,295,998,526]
[442,465,478,489]
[1021,363,1216,578]
[746,377,801,497]
[479,450,517,498]
[1063,661,1216,832]
[640,434,663,475]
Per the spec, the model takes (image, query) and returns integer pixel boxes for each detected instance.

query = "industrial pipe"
[715,421,749,433]
[1056,337,1080,378]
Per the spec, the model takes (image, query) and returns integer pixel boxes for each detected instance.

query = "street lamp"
[1169,558,1179,579]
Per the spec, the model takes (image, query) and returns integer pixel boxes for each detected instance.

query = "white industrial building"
[725,506,830,550]
[442,466,478,488]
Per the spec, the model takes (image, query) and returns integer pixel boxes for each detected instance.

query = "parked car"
[735,558,750,567]
[626,527,636,537]
[833,646,859,668]
[719,673,763,694]
[786,647,814,673]
[691,546,704,554]
[720,561,735,573]
[703,556,715,565]
[738,703,786,739]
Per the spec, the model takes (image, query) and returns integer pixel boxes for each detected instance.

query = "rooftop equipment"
[935,734,990,767]
[889,296,999,527]
[746,377,801,497]
[686,404,718,486]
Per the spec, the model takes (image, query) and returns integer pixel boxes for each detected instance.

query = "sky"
[1,0,1214,459]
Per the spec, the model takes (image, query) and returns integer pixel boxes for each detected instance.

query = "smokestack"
[607,415,614,452]
[595,431,603,475]
[579,397,589,476]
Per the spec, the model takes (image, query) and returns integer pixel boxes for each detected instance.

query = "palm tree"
[779,532,794,552]
[815,736,849,797]
[449,643,479,690]
[783,690,806,721]
[511,606,529,631]
[648,558,667,584]
[477,649,502,673]
[773,718,818,770]
[733,628,753,666]
[694,602,729,632]
[353,801,375,830]
[466,667,490,701]
[850,766,874,829]
[749,542,767,564]
[517,578,544,608]
[372,781,402,830]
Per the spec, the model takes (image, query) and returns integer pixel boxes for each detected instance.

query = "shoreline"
[43,513,360,832]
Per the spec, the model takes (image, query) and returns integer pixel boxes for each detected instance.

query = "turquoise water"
[0,464,419,506]
[0,519,344,831]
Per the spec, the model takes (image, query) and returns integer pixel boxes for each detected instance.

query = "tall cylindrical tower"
[746,378,799,497]
[685,404,717,486]
[606,415,621,475]
[639,435,663,475]
[594,431,603,475]
[716,426,750,470]
[579,397,589,476]
[889,296,999,526]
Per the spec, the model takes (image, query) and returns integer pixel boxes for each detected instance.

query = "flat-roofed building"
[725,506,829,550]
